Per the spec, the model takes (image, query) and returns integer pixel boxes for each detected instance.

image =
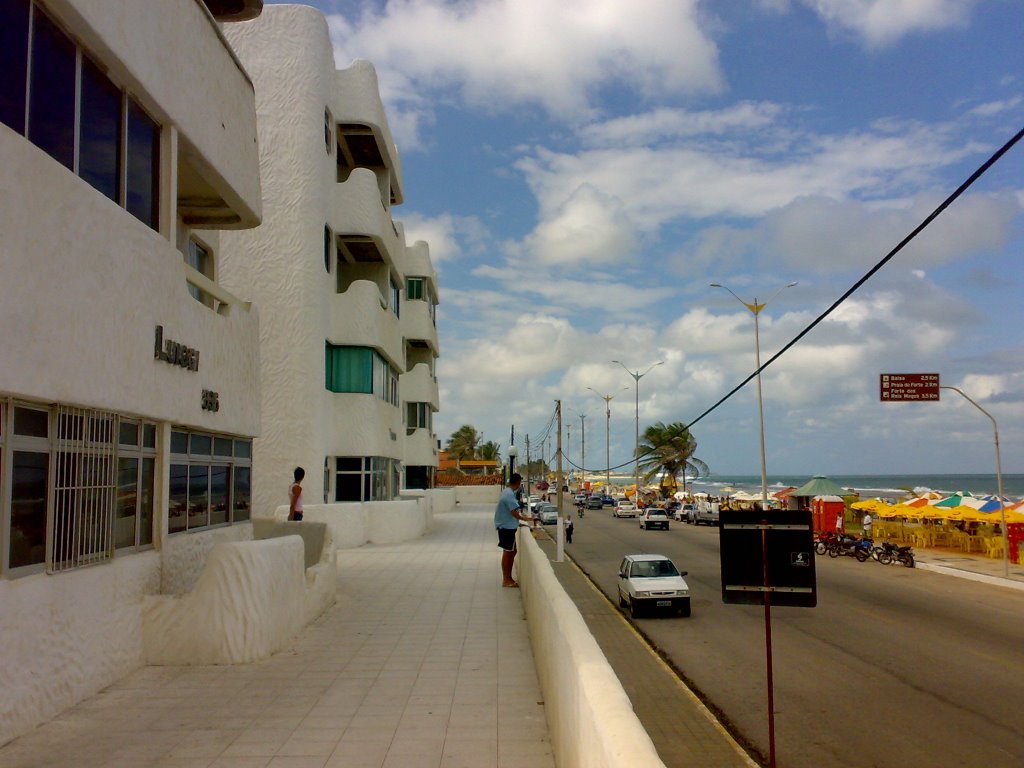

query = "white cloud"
[520,184,637,266]
[577,103,784,148]
[399,212,489,265]
[799,0,977,47]
[327,0,723,146]
[968,96,1023,117]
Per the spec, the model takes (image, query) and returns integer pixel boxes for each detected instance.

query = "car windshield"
[631,560,679,578]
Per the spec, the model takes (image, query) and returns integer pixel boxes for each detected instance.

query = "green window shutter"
[406,277,424,300]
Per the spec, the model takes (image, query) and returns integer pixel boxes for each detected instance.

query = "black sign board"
[720,509,817,607]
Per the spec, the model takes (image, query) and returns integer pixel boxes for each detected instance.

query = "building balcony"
[330,60,404,205]
[331,169,403,271]
[402,241,438,294]
[329,280,403,367]
[0,126,260,434]
[400,364,439,410]
[324,393,403,460]
[404,428,438,468]
[56,0,261,228]
[401,300,439,355]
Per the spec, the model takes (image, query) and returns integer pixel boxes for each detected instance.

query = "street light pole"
[588,387,629,493]
[711,282,796,510]
[940,386,1009,579]
[612,360,664,506]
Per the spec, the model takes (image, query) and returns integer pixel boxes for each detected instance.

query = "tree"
[636,422,709,493]
[446,425,481,460]
[477,440,501,462]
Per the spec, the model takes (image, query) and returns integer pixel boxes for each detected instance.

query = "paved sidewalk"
[914,546,1024,591]
[0,506,554,768]
[533,532,757,768]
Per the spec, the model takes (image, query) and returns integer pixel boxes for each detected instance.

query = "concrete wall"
[0,553,160,746]
[424,488,456,513]
[143,537,306,665]
[517,530,667,768]
[160,523,255,595]
[267,497,433,550]
[455,485,502,505]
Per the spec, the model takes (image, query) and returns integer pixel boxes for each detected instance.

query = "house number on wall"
[202,389,220,412]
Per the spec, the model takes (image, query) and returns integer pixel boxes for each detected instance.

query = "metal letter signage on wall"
[880,373,940,402]
[720,509,817,607]
[154,325,200,372]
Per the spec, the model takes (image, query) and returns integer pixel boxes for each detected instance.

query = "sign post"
[879,373,940,401]
[720,509,816,768]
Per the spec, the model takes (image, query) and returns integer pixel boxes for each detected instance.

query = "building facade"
[0,0,266,744]
[220,5,440,516]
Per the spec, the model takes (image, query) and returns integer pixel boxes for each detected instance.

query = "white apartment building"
[0,0,266,744]
[219,5,441,516]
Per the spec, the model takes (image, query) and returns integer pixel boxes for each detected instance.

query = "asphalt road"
[561,506,1024,768]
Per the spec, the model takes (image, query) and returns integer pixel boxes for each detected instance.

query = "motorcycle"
[873,540,915,567]
[828,535,873,562]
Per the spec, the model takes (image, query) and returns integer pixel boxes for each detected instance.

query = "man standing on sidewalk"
[496,473,530,587]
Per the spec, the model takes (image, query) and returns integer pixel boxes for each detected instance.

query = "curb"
[915,561,1024,592]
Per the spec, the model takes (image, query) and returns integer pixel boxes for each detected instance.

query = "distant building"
[438,450,499,476]
[218,5,440,515]
[0,0,265,743]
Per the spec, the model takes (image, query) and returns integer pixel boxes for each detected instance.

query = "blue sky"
[277,0,1024,477]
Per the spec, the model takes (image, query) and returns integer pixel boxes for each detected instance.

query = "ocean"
[688,474,1024,500]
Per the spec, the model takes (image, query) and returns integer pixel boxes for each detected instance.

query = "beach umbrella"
[934,492,979,508]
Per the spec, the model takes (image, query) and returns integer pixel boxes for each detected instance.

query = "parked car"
[613,501,637,518]
[585,495,603,510]
[535,503,559,525]
[639,508,670,530]
[617,554,690,617]
[601,495,615,506]
[693,502,720,526]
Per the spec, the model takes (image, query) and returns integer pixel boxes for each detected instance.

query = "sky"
[277,0,1024,477]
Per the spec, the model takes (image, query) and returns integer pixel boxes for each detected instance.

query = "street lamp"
[587,387,629,492]
[568,407,589,491]
[612,360,664,506]
[710,281,797,510]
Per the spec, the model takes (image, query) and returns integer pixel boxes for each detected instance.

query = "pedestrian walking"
[495,473,530,587]
[565,515,574,544]
[288,467,305,521]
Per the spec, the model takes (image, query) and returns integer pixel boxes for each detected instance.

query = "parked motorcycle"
[828,535,873,562]
[873,541,915,567]
[814,531,841,556]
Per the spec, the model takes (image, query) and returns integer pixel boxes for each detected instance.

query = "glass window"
[214,437,232,457]
[78,55,122,203]
[390,276,400,317]
[234,439,251,459]
[28,7,75,169]
[142,423,156,449]
[325,344,374,394]
[187,465,209,529]
[232,466,250,522]
[168,464,188,534]
[406,277,424,301]
[139,457,154,546]
[190,433,211,456]
[14,406,48,437]
[114,457,139,549]
[324,225,332,273]
[336,457,361,472]
[119,420,139,447]
[125,98,159,230]
[186,239,214,305]
[170,430,188,455]
[335,473,362,502]
[9,451,49,568]
[0,0,29,133]
[210,465,229,526]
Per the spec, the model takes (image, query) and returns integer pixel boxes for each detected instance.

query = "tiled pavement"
[0,506,554,768]
[534,533,757,768]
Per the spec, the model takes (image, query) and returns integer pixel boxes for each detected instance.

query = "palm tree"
[636,422,709,493]
[477,441,501,462]
[446,425,481,461]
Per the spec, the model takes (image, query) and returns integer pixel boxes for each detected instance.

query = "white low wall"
[0,552,160,746]
[143,537,306,665]
[424,488,456,513]
[268,496,433,550]
[517,529,667,768]
[160,523,255,595]
[454,485,501,505]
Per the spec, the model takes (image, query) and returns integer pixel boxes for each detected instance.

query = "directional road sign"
[880,373,940,402]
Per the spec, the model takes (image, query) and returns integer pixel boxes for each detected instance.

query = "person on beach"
[862,512,872,539]
[288,467,305,521]
[495,473,530,587]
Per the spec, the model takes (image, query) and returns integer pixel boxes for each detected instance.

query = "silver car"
[617,554,690,618]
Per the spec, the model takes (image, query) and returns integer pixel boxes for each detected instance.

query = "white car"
[613,501,636,518]
[535,504,559,525]
[617,554,691,618]
[639,508,669,530]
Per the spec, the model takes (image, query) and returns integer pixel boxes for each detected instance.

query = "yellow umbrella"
[852,499,892,512]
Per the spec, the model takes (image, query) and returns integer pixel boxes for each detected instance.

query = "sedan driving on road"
[613,500,637,518]
[639,508,669,530]
[617,554,690,617]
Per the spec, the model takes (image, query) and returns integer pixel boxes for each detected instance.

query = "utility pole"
[556,400,564,562]
[525,434,531,503]
[580,413,586,490]
[588,388,627,493]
